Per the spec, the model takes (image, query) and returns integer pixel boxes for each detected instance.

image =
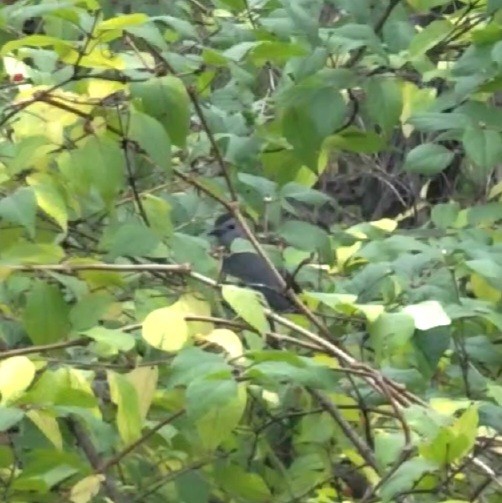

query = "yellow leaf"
[354,304,385,322]
[470,273,502,302]
[61,48,125,70]
[0,356,35,404]
[27,173,68,231]
[13,87,93,144]
[97,13,149,31]
[429,398,470,416]
[70,474,104,503]
[126,366,158,421]
[336,242,362,269]
[142,305,189,352]
[369,218,397,232]
[26,409,63,450]
[488,181,502,200]
[175,294,213,336]
[87,79,126,99]
[204,328,244,361]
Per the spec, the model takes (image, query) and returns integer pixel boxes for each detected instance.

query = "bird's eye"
[228,224,235,230]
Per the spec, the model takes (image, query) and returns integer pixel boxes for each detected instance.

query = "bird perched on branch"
[209,213,300,312]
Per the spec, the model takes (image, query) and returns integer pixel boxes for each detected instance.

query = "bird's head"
[208,213,247,248]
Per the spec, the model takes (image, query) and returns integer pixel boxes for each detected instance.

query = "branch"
[0,338,89,360]
[2,263,191,273]
[99,410,185,473]
[308,388,380,473]
[67,415,130,503]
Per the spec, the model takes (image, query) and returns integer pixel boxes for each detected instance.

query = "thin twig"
[99,410,185,472]
[0,338,89,360]
[2,263,191,273]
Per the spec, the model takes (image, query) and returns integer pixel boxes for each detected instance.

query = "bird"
[208,213,300,312]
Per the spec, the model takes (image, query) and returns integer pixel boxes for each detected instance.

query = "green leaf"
[282,105,322,169]
[84,327,135,353]
[365,77,403,136]
[68,136,125,207]
[380,457,439,500]
[323,128,385,153]
[103,222,161,259]
[0,187,37,238]
[403,143,454,175]
[463,126,502,170]
[409,20,452,57]
[279,220,332,263]
[107,371,142,444]
[6,135,53,176]
[70,293,114,331]
[326,23,380,53]
[167,347,232,387]
[0,242,64,265]
[407,112,467,132]
[128,110,171,171]
[130,76,190,148]
[187,376,237,420]
[23,282,71,344]
[0,407,24,431]
[250,41,308,64]
[431,202,461,229]
[221,285,268,335]
[370,313,415,361]
[215,464,272,502]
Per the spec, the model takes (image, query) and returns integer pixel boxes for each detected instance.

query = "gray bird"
[209,214,299,312]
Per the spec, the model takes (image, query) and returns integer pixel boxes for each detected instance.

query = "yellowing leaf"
[175,294,212,336]
[142,305,189,352]
[126,366,158,421]
[108,371,142,444]
[27,173,68,231]
[97,13,149,31]
[354,304,385,322]
[429,398,470,416]
[197,383,247,451]
[13,87,93,144]
[61,48,125,70]
[369,218,397,232]
[221,285,268,335]
[403,301,451,331]
[87,79,126,99]
[488,180,502,200]
[336,242,362,269]
[470,273,502,302]
[204,329,244,361]
[0,356,36,404]
[26,409,63,450]
[70,474,104,503]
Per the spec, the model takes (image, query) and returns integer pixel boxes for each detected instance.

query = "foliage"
[0,0,500,502]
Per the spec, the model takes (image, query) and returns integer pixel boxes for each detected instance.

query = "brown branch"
[67,416,129,503]
[126,33,237,201]
[3,263,191,273]
[308,388,380,473]
[99,410,185,473]
[0,337,89,360]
